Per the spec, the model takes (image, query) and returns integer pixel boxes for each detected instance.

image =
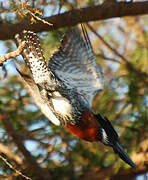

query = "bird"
[15,24,136,168]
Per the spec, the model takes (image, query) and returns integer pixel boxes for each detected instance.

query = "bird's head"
[94,114,136,168]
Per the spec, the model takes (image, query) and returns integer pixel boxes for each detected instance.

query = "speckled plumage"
[15,26,103,126]
[15,31,50,85]
[15,26,136,168]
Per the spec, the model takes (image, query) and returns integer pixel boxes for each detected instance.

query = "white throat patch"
[52,92,72,116]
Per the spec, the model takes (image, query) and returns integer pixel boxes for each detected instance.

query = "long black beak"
[113,142,136,168]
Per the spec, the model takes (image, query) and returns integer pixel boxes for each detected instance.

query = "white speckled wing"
[15,31,52,85]
[49,25,104,108]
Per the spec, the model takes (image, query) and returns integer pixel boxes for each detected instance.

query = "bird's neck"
[65,110,102,142]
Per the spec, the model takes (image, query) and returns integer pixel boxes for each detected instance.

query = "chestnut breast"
[65,110,102,142]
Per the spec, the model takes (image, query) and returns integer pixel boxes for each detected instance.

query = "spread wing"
[49,25,103,108]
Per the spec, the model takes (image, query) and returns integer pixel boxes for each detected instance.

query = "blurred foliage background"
[0,0,148,180]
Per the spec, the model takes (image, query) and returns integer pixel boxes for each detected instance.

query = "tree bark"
[1,1,148,40]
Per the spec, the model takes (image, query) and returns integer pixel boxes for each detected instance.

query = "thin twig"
[0,41,26,65]
[100,54,120,63]
[87,23,148,85]
[0,154,32,180]
[87,23,128,62]
[27,9,53,26]
[0,143,22,164]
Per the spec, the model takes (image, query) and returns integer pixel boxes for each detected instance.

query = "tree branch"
[0,142,22,164]
[0,41,26,65]
[0,110,51,180]
[0,154,32,180]
[1,1,148,40]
